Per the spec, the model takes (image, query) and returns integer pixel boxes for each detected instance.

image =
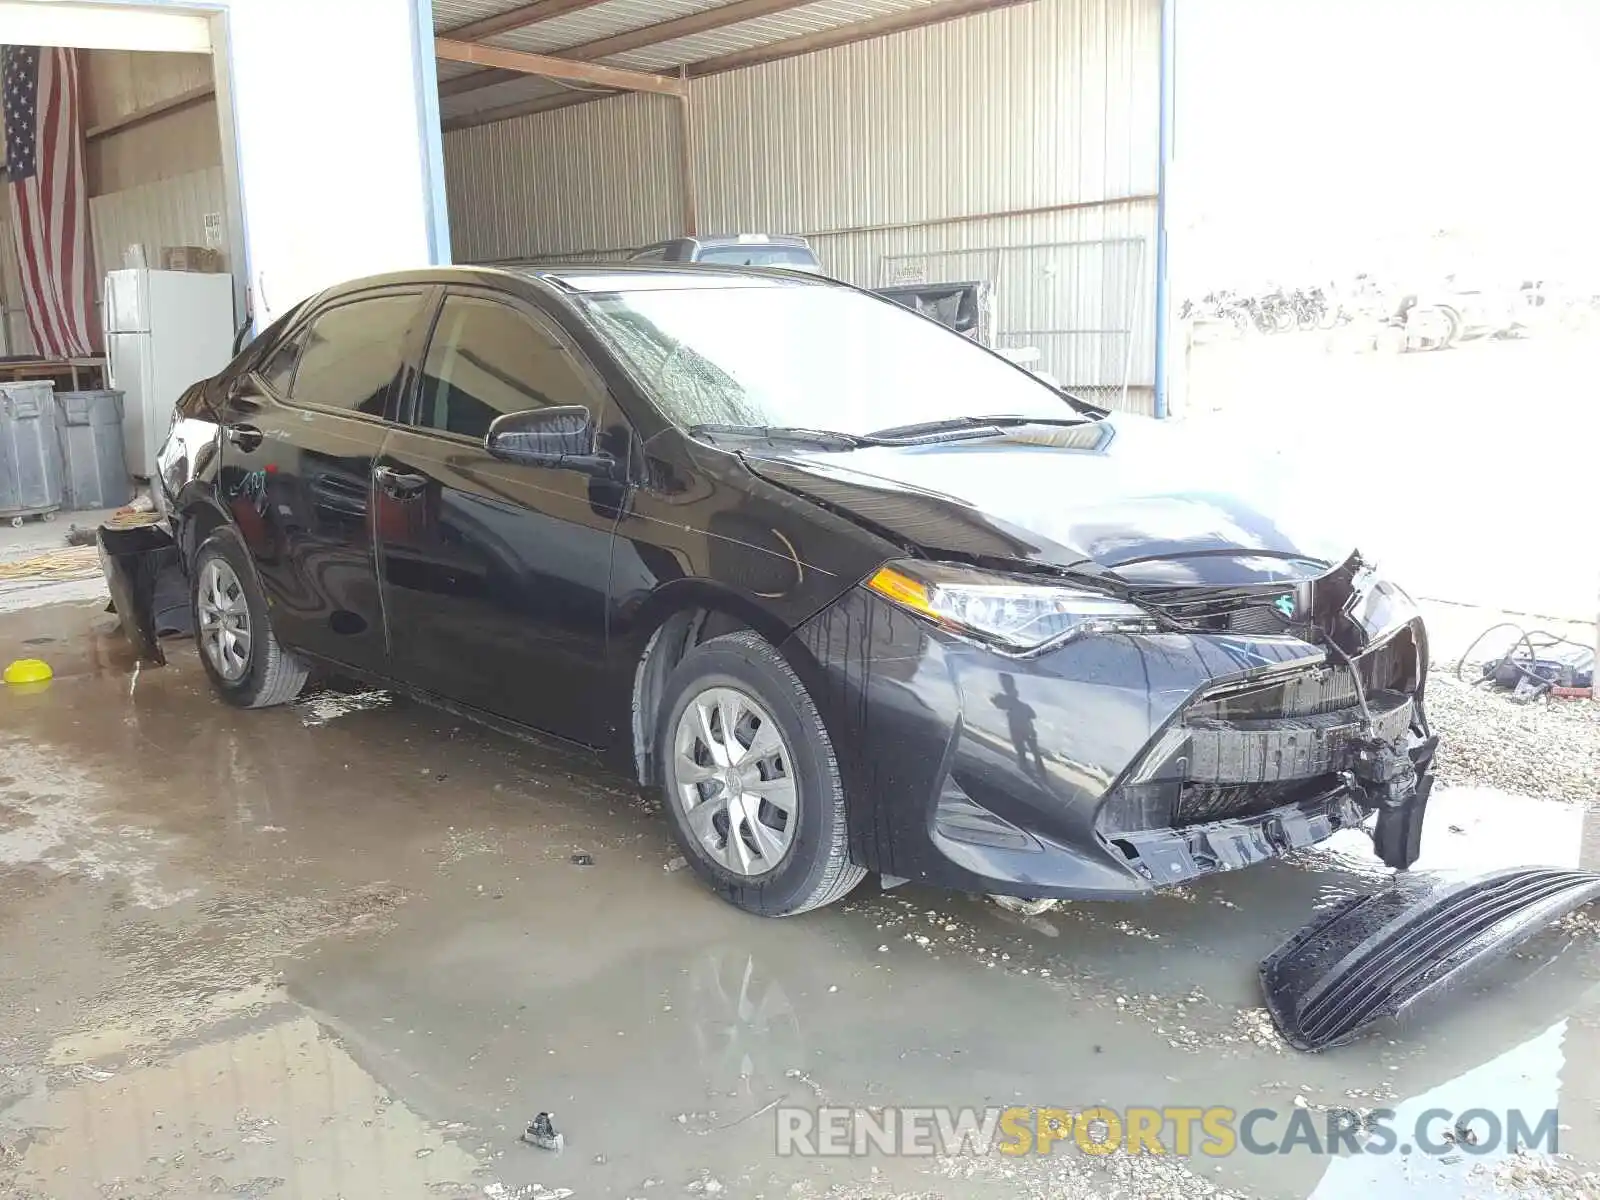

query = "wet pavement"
[3,601,1600,1199]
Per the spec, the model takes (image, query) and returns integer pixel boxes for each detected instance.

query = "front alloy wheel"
[658,630,865,916]
[673,686,798,877]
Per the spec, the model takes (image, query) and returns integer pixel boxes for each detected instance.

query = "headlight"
[864,560,1159,652]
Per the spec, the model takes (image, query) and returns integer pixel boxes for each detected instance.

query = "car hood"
[740,414,1355,588]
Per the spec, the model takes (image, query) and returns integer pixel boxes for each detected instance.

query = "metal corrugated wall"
[444,0,1160,410]
[444,91,684,261]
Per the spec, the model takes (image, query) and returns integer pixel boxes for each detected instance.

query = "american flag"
[2,45,94,359]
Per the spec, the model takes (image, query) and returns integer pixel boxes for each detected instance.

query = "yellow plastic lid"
[3,658,53,685]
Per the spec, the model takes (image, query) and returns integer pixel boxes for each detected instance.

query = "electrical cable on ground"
[1454,620,1596,698]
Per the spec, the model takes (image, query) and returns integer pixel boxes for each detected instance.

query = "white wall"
[220,0,445,323]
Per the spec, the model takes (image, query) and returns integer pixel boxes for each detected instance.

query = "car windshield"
[581,284,1077,437]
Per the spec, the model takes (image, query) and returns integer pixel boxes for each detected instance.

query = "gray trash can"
[54,390,133,510]
[0,380,63,526]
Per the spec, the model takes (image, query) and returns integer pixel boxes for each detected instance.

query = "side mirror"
[485,406,615,476]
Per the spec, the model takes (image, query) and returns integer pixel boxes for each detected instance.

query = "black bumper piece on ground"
[98,522,181,665]
[1260,867,1600,1051]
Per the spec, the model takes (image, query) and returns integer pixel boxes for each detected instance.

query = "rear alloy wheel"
[197,556,252,682]
[192,530,308,708]
[659,631,864,916]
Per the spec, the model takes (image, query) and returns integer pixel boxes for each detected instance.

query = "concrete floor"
[0,506,131,615]
[3,603,1600,1200]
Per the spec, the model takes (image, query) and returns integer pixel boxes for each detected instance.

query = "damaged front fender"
[1261,866,1600,1051]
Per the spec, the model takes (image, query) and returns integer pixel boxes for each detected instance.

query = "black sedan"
[153,264,1436,916]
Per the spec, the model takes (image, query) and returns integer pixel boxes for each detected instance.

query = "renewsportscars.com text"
[774,1105,1560,1159]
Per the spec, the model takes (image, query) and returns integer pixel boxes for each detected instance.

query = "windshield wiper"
[687,423,866,450]
[690,413,1098,451]
[861,413,1096,442]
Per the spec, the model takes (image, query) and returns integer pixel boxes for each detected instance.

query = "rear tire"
[658,630,865,917]
[192,529,308,708]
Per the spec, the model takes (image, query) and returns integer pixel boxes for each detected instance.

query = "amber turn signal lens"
[865,565,941,621]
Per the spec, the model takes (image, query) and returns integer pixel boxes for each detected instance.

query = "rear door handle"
[375,465,428,498]
[225,423,263,452]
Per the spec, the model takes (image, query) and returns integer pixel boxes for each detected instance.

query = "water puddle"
[0,738,197,909]
[296,686,396,728]
[10,1015,488,1199]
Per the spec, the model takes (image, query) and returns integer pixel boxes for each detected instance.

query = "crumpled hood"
[741,413,1355,588]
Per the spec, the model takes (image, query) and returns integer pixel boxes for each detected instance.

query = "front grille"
[1188,627,1419,723]
[1146,589,1294,634]
[1191,667,1359,722]
[1097,620,1424,837]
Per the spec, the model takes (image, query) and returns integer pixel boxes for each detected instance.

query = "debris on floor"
[570,852,594,866]
[663,856,687,872]
[1454,621,1595,701]
[522,1112,564,1152]
[685,1170,725,1195]
[990,895,1057,917]
[484,1182,574,1200]
[0,544,101,582]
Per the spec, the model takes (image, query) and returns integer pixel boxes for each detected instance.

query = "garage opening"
[431,0,1162,414]
[0,2,246,542]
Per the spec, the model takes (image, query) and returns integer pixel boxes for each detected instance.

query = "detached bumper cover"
[98,522,178,666]
[1261,867,1600,1051]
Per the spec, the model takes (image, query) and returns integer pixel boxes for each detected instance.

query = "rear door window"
[288,293,423,419]
[415,294,604,442]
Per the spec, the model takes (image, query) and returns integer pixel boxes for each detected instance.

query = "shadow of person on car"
[992,673,1046,779]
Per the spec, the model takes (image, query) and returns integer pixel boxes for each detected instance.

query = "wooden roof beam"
[441,0,813,99]
[441,0,1041,131]
[435,37,686,97]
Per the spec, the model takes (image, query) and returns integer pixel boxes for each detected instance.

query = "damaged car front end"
[1097,558,1436,888]
[788,543,1436,902]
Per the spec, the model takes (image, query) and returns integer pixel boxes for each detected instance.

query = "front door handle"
[375,465,428,498]
[225,423,263,452]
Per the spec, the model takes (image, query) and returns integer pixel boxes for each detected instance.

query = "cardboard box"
[160,246,225,273]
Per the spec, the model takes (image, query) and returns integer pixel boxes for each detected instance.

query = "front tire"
[192,529,308,708]
[658,631,865,917]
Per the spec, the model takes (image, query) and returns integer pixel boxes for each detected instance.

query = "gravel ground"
[1426,671,1600,801]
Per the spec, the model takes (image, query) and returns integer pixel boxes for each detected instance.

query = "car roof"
[312,262,827,301]
[527,262,827,293]
[686,234,812,248]
[638,234,811,249]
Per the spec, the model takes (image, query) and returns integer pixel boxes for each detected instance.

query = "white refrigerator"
[104,268,236,479]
